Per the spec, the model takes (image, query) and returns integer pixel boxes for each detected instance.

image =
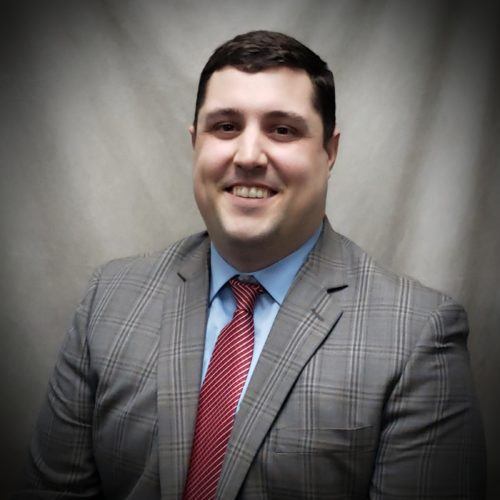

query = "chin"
[219,218,278,247]
[226,228,274,246]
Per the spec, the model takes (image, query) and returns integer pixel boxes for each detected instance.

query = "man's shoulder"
[327,230,469,352]
[93,230,209,289]
[333,229,459,311]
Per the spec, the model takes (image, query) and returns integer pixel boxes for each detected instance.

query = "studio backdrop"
[1,0,499,497]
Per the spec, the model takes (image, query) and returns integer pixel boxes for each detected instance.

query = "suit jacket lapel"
[157,236,210,500]
[217,222,349,499]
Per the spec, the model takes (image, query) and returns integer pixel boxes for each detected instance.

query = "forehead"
[199,66,318,119]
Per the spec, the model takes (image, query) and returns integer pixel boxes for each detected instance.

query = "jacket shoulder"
[337,231,460,313]
[96,231,208,282]
[332,231,469,360]
[80,232,209,311]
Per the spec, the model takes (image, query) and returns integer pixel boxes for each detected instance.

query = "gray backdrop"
[1,0,499,497]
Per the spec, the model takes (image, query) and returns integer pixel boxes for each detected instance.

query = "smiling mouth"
[228,185,276,199]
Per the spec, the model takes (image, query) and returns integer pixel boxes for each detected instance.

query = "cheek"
[273,147,329,186]
[195,140,234,178]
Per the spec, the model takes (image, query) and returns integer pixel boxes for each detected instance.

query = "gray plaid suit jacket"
[19,221,486,499]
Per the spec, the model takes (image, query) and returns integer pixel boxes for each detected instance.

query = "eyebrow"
[265,111,310,131]
[202,108,310,131]
[202,108,241,122]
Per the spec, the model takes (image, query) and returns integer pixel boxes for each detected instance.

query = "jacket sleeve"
[14,269,104,499]
[369,300,486,499]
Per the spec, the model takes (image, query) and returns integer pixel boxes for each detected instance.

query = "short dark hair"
[193,30,336,147]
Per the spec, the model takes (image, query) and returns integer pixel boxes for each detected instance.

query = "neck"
[213,226,322,273]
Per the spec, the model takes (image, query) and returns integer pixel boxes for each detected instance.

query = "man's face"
[191,66,339,267]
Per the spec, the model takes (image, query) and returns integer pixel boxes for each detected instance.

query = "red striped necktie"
[183,277,263,500]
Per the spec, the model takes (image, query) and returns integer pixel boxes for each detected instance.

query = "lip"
[224,181,278,199]
[223,189,276,207]
[224,181,278,192]
[220,180,280,209]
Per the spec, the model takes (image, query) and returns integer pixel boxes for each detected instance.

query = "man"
[18,31,485,499]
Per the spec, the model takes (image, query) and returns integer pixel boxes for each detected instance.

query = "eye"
[210,121,240,138]
[270,125,298,141]
[274,126,291,135]
[218,122,236,132]
[212,122,238,132]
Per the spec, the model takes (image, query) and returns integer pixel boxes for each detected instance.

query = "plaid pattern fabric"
[17,221,486,499]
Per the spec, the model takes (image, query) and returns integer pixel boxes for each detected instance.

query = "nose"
[233,127,268,170]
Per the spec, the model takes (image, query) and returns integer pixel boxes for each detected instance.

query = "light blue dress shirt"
[203,225,322,409]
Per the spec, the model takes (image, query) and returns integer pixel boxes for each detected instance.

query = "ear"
[326,127,340,171]
[189,125,196,148]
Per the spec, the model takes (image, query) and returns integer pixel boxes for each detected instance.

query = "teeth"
[232,186,271,199]
[238,186,249,197]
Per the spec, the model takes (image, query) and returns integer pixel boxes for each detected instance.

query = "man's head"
[193,30,336,148]
[191,31,340,271]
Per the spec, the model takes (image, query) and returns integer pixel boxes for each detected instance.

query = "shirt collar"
[209,224,322,305]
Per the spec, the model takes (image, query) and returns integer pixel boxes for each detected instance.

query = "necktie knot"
[229,277,263,313]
